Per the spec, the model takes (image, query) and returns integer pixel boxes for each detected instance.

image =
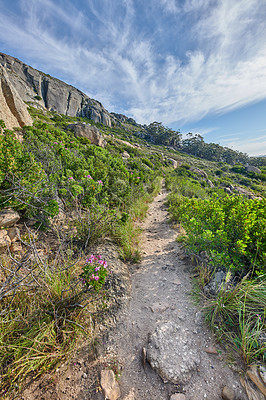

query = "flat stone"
[205,345,218,355]
[170,393,186,400]
[222,386,235,400]
[172,279,181,285]
[0,208,20,228]
[170,394,186,400]
[147,321,200,384]
[101,369,121,400]
[151,302,170,313]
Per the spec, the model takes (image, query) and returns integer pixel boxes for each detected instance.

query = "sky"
[0,0,266,156]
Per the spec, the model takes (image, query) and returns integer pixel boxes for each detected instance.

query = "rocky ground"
[15,188,255,400]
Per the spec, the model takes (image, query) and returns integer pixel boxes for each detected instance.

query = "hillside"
[0,54,265,399]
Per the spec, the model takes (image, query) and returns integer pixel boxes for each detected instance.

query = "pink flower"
[137,177,140,179]
[94,276,99,281]
[98,180,103,184]
[86,175,92,179]
[95,267,100,272]
[68,177,74,180]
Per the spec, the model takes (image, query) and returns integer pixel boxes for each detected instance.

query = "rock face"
[146,321,200,384]
[0,65,32,129]
[67,123,106,147]
[0,52,112,127]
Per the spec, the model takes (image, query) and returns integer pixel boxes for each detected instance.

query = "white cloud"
[0,0,266,136]
[225,134,266,156]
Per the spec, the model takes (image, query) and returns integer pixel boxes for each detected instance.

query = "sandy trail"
[104,187,247,400]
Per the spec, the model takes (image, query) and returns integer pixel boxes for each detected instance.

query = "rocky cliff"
[0,64,33,129]
[0,52,113,127]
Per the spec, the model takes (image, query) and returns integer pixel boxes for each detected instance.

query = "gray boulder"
[246,165,261,174]
[204,269,228,296]
[67,123,106,147]
[146,321,200,384]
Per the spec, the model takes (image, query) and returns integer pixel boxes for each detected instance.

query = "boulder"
[146,321,200,384]
[207,179,214,188]
[204,269,228,296]
[0,208,20,227]
[122,151,130,159]
[168,158,178,168]
[191,168,208,179]
[67,123,106,147]
[246,166,261,174]
[234,187,261,200]
[0,65,32,129]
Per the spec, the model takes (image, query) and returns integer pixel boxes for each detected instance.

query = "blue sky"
[0,0,266,156]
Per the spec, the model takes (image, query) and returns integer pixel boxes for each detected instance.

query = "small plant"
[81,254,109,292]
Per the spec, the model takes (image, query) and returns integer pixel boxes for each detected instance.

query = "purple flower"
[68,177,74,180]
[54,141,58,145]
[94,276,99,281]
[94,267,100,272]
[86,175,92,179]
[97,180,103,184]
[137,177,140,179]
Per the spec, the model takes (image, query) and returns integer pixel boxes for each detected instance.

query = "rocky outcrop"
[111,112,138,126]
[0,52,112,127]
[67,122,106,147]
[0,65,32,129]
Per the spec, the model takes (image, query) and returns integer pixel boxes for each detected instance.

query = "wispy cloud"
[0,0,266,131]
[225,134,266,156]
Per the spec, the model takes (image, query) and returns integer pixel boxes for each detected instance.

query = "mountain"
[0,52,113,129]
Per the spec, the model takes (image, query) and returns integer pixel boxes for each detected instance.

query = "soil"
[15,188,248,400]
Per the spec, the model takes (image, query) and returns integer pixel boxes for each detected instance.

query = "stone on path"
[146,321,200,384]
[222,386,235,400]
[101,369,121,400]
[170,394,186,400]
[205,345,218,355]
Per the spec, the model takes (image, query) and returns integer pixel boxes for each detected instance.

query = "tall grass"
[204,275,266,365]
[0,253,100,396]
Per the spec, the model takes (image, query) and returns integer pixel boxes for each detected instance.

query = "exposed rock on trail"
[102,188,247,400]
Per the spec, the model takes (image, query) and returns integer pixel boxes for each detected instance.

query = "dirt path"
[103,187,247,400]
